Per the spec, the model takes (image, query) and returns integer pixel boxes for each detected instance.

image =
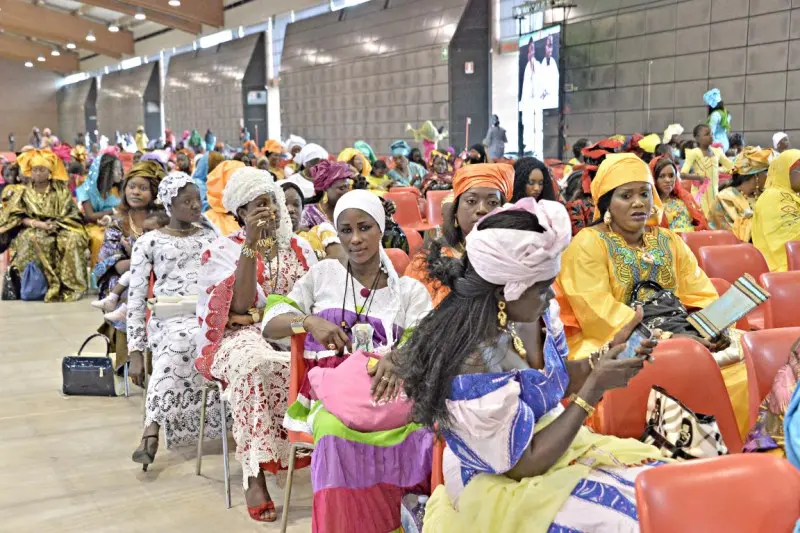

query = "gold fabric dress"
[710,186,755,242]
[0,182,89,302]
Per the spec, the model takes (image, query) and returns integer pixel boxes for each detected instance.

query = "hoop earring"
[497,300,507,328]
[603,210,612,226]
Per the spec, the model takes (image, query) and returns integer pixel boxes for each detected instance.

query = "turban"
[704,88,722,108]
[295,143,329,168]
[263,139,283,154]
[354,140,377,164]
[310,159,354,193]
[285,135,306,152]
[452,163,514,200]
[466,197,571,302]
[773,132,789,150]
[158,171,194,215]
[662,124,684,144]
[205,160,245,235]
[71,145,88,165]
[639,133,660,154]
[17,149,68,181]
[733,147,772,176]
[208,151,225,173]
[591,153,663,224]
[390,140,411,157]
[337,148,372,178]
[126,160,167,182]
[221,167,293,248]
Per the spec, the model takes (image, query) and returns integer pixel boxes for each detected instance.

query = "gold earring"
[650,206,658,217]
[508,324,528,358]
[453,217,459,228]
[322,192,328,205]
[603,210,612,225]
[497,300,507,328]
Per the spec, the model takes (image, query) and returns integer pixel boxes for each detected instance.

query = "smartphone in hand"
[618,324,653,360]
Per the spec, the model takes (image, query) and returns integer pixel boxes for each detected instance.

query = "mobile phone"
[618,324,652,360]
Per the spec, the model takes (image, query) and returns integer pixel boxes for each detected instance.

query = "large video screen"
[518,24,561,159]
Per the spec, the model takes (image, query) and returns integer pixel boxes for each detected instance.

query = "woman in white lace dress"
[127,172,220,470]
[195,167,317,522]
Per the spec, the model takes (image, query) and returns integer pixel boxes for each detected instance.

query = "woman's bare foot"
[244,471,277,522]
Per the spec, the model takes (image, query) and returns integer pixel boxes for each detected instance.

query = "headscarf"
[70,145,88,165]
[222,167,292,248]
[17,149,68,181]
[354,140,377,164]
[469,144,488,163]
[284,173,316,200]
[639,133,660,154]
[158,171,195,215]
[733,147,772,176]
[650,156,708,231]
[79,153,122,210]
[704,88,722,108]
[294,143,328,168]
[178,148,195,173]
[624,134,644,154]
[205,160,245,235]
[663,124,684,144]
[140,151,168,170]
[310,159,354,193]
[285,135,306,154]
[263,139,283,155]
[126,160,167,182]
[773,132,789,150]
[208,151,225,173]
[590,152,663,224]
[428,150,449,168]
[752,150,800,271]
[406,121,447,143]
[452,163,514,200]
[337,148,372,178]
[189,129,203,148]
[466,197,571,301]
[243,140,260,156]
[578,138,623,194]
[390,140,411,157]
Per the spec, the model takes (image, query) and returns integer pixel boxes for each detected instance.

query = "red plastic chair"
[698,244,769,329]
[760,271,800,329]
[387,186,421,197]
[786,241,800,271]
[431,437,445,490]
[596,337,743,452]
[384,192,436,232]
[385,247,410,275]
[426,190,452,226]
[636,454,800,533]
[741,328,799,427]
[709,278,751,330]
[401,226,424,257]
[681,230,740,261]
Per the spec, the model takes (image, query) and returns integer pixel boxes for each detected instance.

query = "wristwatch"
[290,315,308,334]
[248,307,262,324]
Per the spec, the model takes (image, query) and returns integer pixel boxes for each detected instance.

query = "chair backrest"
[760,271,800,329]
[431,437,445,490]
[385,247,410,275]
[387,186,420,197]
[708,278,751,330]
[426,190,452,226]
[288,333,313,444]
[402,226,424,257]
[741,328,800,425]
[786,241,800,271]
[698,243,769,285]
[636,454,800,533]
[681,230,740,261]
[597,337,743,452]
[384,192,424,226]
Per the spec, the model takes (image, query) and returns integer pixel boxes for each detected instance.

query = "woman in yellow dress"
[709,147,770,242]
[681,123,734,216]
[556,153,751,436]
[752,149,800,271]
[652,156,709,233]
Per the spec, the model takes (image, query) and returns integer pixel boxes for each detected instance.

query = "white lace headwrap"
[222,167,292,249]
[157,171,194,215]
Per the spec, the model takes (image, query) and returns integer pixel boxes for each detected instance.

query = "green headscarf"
[354,140,377,164]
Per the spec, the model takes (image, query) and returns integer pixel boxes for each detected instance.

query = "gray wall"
[97,63,157,142]
[57,78,94,145]
[559,0,797,153]
[164,34,263,148]
[280,0,468,155]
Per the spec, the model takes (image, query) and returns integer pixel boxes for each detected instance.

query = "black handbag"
[62,333,120,396]
[629,280,698,336]
[1,263,20,301]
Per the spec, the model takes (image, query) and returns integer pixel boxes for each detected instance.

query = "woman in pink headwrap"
[398,198,668,532]
[299,159,354,228]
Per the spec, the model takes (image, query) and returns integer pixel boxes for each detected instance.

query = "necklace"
[264,249,281,293]
[340,261,383,334]
[606,223,655,264]
[128,213,143,238]
[162,224,199,236]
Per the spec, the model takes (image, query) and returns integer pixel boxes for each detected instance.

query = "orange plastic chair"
[698,244,769,329]
[431,437,445,490]
[709,278,751,330]
[760,271,800,329]
[401,226,424,257]
[681,230,740,261]
[385,247,410,275]
[426,190,452,226]
[786,241,800,270]
[636,454,800,533]
[384,192,436,232]
[741,328,799,426]
[596,337,743,452]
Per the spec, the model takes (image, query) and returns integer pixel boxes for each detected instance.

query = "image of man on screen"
[519,32,560,159]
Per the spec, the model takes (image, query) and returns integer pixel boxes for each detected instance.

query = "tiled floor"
[0,299,313,533]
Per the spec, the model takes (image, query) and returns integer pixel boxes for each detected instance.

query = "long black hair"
[97,154,119,197]
[398,210,545,429]
[512,156,557,202]
[589,190,613,226]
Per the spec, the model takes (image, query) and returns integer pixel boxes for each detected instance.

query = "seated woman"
[511,156,560,203]
[752,150,800,271]
[709,147,770,242]
[127,172,219,468]
[651,156,709,233]
[365,159,392,195]
[196,167,318,522]
[387,140,426,188]
[338,147,372,183]
[203,160,246,236]
[557,153,751,435]
[300,160,353,228]
[77,152,123,265]
[420,150,454,196]
[398,199,665,532]
[263,139,285,179]
[285,143,329,200]
[0,149,88,302]
[263,190,433,533]
[405,163,513,307]
[281,181,344,261]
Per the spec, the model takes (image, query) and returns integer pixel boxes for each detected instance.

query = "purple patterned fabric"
[301,203,329,229]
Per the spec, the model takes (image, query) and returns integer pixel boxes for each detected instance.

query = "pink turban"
[310,159,354,193]
[465,197,571,301]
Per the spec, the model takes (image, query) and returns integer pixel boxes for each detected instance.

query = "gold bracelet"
[241,245,258,258]
[569,393,596,417]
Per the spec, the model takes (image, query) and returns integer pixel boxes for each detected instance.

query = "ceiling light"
[168,0,181,6]
[24,61,33,67]
[86,31,96,42]
[51,49,60,56]
[66,41,76,49]
[134,8,146,20]
[108,23,119,32]
[37,55,46,62]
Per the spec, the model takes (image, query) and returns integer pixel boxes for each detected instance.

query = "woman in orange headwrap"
[262,139,285,179]
[405,163,515,306]
[651,155,709,233]
[204,160,246,236]
[0,149,88,302]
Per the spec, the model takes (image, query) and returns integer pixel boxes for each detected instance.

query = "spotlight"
[66,42,77,49]
[86,31,96,42]
[108,23,119,32]
[168,0,181,6]
[24,61,33,67]
[51,49,60,56]
[37,55,45,62]
[134,8,146,20]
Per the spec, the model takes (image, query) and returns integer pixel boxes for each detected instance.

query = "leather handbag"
[1,263,20,301]
[62,333,123,397]
[630,280,697,335]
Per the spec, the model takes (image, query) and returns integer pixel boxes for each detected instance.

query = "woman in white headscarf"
[262,190,434,533]
[283,142,327,200]
[195,167,318,522]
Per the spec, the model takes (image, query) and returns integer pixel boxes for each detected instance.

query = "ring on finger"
[327,343,336,350]
[381,376,390,382]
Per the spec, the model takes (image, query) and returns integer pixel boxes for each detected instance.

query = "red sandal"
[247,500,277,522]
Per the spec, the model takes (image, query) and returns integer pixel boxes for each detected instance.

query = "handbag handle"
[77,333,111,359]
[630,279,666,304]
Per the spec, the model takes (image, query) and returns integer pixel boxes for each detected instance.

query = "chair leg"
[216,381,231,509]
[196,383,208,476]
[123,362,130,398]
[280,442,298,533]
[141,349,151,422]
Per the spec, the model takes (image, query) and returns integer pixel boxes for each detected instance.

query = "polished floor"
[0,299,313,533]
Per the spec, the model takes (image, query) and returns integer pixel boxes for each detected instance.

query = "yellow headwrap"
[263,139,283,155]
[337,147,372,178]
[733,147,772,176]
[752,149,800,271]
[638,133,660,154]
[70,145,88,165]
[590,153,663,224]
[126,160,167,182]
[764,149,800,191]
[17,149,68,181]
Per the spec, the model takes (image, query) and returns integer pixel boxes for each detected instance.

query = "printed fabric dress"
[127,226,222,448]
[195,230,317,483]
[662,197,696,233]
[423,302,667,533]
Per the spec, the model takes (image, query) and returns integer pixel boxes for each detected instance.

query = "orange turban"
[205,160,245,235]
[590,153,663,224]
[17,149,68,181]
[208,151,225,173]
[452,163,514,200]
[263,139,283,155]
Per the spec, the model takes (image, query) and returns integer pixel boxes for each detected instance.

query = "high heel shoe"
[132,433,159,471]
[247,501,277,522]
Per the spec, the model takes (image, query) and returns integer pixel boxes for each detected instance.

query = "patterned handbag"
[641,385,728,460]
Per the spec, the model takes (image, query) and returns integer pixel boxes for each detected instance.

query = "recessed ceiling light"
[168,0,181,6]
[108,23,119,32]
[24,61,33,67]
[51,49,60,56]
[66,41,76,49]
[37,55,45,62]
[134,8,146,20]
[86,31,96,42]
